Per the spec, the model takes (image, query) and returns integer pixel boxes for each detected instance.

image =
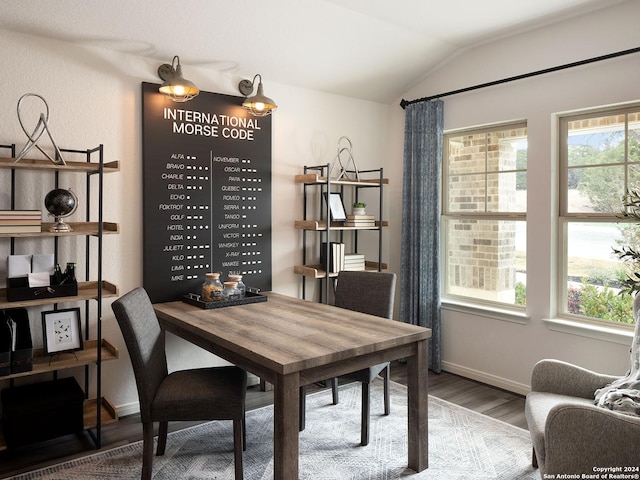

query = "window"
[442,122,527,308]
[559,105,640,325]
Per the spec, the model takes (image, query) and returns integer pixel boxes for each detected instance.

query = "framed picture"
[323,192,347,221]
[42,307,83,355]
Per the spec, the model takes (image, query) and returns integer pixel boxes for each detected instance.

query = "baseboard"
[117,401,141,418]
[441,361,530,396]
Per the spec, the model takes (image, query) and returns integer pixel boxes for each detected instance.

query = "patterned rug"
[8,381,538,479]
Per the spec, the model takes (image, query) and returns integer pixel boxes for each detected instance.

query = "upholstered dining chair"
[112,287,247,480]
[300,271,396,446]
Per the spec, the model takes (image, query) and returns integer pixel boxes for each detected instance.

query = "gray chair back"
[334,271,396,319]
[112,287,168,422]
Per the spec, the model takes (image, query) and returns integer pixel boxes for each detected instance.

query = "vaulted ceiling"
[0,0,625,103]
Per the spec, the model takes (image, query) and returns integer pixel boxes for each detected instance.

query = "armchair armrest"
[544,402,640,474]
[531,359,619,399]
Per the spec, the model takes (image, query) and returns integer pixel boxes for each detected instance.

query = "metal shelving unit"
[294,164,388,303]
[0,144,120,451]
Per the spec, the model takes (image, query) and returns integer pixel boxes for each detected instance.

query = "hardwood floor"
[0,361,526,478]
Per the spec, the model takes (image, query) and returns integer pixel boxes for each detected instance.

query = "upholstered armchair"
[525,358,640,476]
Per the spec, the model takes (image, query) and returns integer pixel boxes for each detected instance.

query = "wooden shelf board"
[0,157,120,174]
[364,261,388,271]
[294,263,387,278]
[0,280,118,309]
[0,222,118,238]
[294,173,388,186]
[295,220,388,230]
[294,265,340,279]
[83,397,119,429]
[0,338,119,380]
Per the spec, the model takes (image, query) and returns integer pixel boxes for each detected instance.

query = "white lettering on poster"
[164,108,261,141]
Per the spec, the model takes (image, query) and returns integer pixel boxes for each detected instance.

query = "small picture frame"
[42,307,83,355]
[324,192,347,221]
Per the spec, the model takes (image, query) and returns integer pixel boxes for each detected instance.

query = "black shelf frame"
[0,143,107,449]
[299,163,385,303]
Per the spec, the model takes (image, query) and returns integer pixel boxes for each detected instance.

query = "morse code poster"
[141,82,272,303]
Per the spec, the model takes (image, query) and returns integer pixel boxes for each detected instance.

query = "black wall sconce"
[157,56,199,102]
[238,74,277,116]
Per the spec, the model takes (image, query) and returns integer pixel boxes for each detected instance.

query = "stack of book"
[344,214,375,228]
[343,253,366,271]
[320,242,345,273]
[0,210,42,234]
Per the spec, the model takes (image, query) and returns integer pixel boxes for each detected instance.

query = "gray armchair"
[525,359,640,476]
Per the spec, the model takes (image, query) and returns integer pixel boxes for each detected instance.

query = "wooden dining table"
[153,291,431,479]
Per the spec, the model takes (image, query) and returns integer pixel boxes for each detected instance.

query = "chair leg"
[156,421,168,456]
[383,365,390,415]
[299,385,306,431]
[361,382,370,446]
[233,418,244,480]
[331,377,339,405]
[142,422,155,480]
[242,414,247,451]
[532,447,538,468]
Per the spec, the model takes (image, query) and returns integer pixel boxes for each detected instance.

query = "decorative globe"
[44,188,78,232]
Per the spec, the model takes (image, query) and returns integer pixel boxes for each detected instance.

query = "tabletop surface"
[154,292,431,375]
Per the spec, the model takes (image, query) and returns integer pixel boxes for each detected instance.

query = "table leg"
[407,338,429,472]
[273,372,300,479]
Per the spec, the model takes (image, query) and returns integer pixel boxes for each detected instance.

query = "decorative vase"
[353,208,366,215]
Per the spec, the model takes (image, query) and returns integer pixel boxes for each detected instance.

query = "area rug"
[8,381,538,479]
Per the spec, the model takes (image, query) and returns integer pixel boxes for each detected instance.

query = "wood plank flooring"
[0,361,526,478]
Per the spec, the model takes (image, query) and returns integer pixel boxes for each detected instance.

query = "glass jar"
[202,273,224,301]
[228,274,246,297]
[223,281,241,300]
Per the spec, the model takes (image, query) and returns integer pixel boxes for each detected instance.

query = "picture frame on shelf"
[323,192,347,221]
[42,307,83,355]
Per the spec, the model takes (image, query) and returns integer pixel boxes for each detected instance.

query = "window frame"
[441,120,527,311]
[557,103,640,328]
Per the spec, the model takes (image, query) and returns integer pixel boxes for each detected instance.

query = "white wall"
[390,0,640,393]
[0,29,392,414]
[3,0,638,416]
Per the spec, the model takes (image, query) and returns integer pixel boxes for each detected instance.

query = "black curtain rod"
[399,46,640,109]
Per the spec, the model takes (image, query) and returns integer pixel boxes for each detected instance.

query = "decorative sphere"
[44,188,77,217]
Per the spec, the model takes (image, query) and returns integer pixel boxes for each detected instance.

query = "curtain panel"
[399,100,443,373]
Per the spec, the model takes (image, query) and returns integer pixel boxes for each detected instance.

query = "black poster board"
[141,82,272,303]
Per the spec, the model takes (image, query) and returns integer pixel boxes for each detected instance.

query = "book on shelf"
[0,225,42,233]
[0,210,41,216]
[344,214,375,227]
[0,220,42,226]
[320,242,345,273]
[0,210,41,221]
[343,253,366,271]
[346,214,374,220]
[344,220,376,227]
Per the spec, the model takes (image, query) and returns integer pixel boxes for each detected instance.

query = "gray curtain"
[399,100,443,373]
